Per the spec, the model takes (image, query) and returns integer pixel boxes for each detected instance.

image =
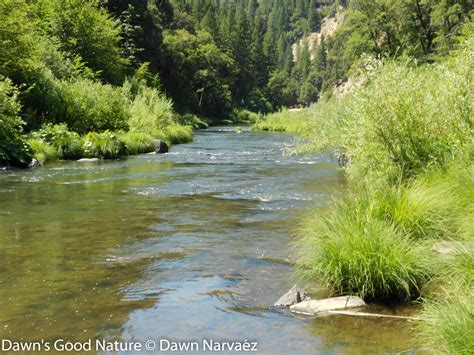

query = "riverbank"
[253,35,473,352]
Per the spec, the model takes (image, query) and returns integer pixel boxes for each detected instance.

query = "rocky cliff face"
[292,6,345,62]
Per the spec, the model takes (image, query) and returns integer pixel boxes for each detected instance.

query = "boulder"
[28,158,41,169]
[153,139,169,154]
[77,158,100,162]
[290,296,366,316]
[274,285,308,307]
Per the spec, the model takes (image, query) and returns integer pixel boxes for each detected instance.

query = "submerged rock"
[77,158,100,162]
[274,285,308,307]
[432,241,473,255]
[154,140,169,154]
[28,158,41,169]
[290,296,366,315]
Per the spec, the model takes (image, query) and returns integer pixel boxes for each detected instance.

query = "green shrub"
[0,77,32,167]
[118,132,155,155]
[27,138,59,164]
[30,124,83,159]
[82,131,126,159]
[47,78,129,133]
[297,192,433,302]
[127,82,175,132]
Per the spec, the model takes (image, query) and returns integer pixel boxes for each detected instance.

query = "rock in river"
[154,139,169,154]
[290,296,366,316]
[28,158,41,169]
[274,285,308,307]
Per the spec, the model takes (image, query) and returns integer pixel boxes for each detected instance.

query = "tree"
[44,0,126,84]
[161,29,235,117]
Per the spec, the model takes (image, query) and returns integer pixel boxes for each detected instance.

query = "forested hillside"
[1,0,473,167]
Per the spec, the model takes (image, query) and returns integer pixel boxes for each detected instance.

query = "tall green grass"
[297,190,433,302]
[419,249,474,353]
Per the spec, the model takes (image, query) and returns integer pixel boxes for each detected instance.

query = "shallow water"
[0,127,420,354]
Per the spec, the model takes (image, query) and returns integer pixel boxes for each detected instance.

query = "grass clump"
[297,191,433,302]
[82,131,126,159]
[420,290,474,354]
[27,138,59,163]
[118,132,155,155]
[371,182,449,240]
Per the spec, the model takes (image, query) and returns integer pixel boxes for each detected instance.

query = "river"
[0,127,418,354]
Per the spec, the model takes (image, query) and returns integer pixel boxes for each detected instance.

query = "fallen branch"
[326,310,423,321]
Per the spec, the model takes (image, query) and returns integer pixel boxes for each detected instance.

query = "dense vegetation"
[3,0,472,167]
[255,16,473,352]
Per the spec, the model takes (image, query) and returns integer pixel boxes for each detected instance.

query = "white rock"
[77,158,100,162]
[290,296,366,315]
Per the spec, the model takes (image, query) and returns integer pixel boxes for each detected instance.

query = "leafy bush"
[30,124,83,159]
[297,191,433,302]
[0,77,31,167]
[27,138,59,164]
[82,131,126,159]
[118,132,155,155]
[49,78,130,133]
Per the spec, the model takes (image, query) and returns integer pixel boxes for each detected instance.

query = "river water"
[0,127,418,354]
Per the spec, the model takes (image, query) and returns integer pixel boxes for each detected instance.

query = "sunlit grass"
[296,190,433,302]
